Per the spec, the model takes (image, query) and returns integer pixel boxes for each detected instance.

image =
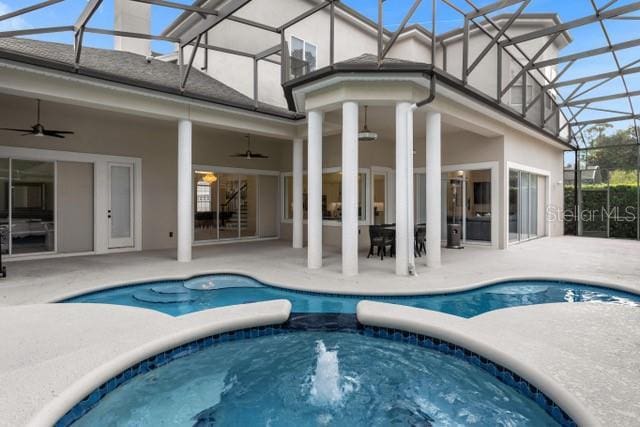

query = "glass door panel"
[219,174,240,239]
[519,172,530,239]
[529,174,538,239]
[446,174,465,230]
[108,163,134,249]
[194,170,219,242]
[374,174,387,225]
[466,170,492,243]
[240,175,257,238]
[509,170,519,242]
[413,173,425,225]
[0,158,8,255]
[11,159,55,254]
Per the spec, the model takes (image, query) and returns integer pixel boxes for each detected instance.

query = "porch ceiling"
[322,104,502,141]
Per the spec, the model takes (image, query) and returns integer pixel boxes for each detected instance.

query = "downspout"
[407,74,437,276]
[406,0,438,276]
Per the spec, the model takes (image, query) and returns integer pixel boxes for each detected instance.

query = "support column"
[292,137,304,249]
[407,108,415,273]
[342,101,359,276]
[395,102,410,275]
[426,110,442,267]
[177,119,192,262]
[307,110,323,269]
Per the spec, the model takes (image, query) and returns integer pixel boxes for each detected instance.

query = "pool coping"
[52,309,581,427]
[357,300,598,427]
[27,299,292,427]
[51,270,640,304]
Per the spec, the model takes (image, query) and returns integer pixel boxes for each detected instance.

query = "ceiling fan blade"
[44,129,74,134]
[0,127,33,133]
[252,154,269,158]
[42,130,66,139]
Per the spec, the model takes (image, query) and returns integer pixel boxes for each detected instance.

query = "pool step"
[150,284,190,295]
[133,289,196,304]
[184,275,264,290]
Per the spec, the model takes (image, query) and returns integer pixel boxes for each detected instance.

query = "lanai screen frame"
[1,0,640,239]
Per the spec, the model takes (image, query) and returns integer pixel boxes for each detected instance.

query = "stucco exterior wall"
[0,94,290,252]
[503,128,565,238]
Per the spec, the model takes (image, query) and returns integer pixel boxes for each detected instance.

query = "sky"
[0,0,638,135]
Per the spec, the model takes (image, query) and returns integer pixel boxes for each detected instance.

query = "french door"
[107,163,134,248]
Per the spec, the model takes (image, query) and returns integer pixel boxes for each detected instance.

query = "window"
[283,170,368,223]
[510,61,532,106]
[511,80,533,105]
[196,180,212,213]
[1,158,56,255]
[290,36,317,79]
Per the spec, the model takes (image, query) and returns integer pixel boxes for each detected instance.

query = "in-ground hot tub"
[64,329,572,426]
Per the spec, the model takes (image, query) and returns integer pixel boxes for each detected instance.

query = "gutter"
[406,75,437,276]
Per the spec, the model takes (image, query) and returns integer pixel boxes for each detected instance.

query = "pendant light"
[358,105,378,142]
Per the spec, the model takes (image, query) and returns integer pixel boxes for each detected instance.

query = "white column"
[177,119,192,262]
[407,108,415,272]
[395,102,410,275]
[292,137,304,249]
[426,110,442,267]
[341,101,359,276]
[307,110,323,269]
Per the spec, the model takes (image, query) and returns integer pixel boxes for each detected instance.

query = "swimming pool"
[69,331,562,426]
[65,274,640,318]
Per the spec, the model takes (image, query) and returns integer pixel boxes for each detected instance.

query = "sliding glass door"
[509,169,544,243]
[193,170,267,242]
[0,158,55,255]
[440,170,492,244]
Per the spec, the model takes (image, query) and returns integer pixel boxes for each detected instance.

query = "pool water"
[66,274,640,318]
[72,331,559,426]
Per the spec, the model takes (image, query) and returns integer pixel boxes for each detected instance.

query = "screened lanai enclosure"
[0,0,639,246]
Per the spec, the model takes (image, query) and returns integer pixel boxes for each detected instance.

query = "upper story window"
[290,36,317,79]
[510,62,532,106]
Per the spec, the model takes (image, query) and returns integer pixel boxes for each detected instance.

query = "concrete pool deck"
[0,235,639,426]
[1,236,639,304]
[1,300,638,426]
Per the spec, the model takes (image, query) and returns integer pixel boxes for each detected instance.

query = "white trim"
[505,162,552,247]
[290,35,318,77]
[191,164,281,243]
[192,164,280,176]
[431,161,499,248]
[506,161,551,177]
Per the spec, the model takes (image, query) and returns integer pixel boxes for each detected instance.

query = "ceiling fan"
[230,134,269,159]
[0,99,74,139]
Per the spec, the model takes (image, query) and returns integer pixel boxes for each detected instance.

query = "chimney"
[114,0,151,56]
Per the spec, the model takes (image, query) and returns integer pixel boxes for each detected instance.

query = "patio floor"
[0,235,639,305]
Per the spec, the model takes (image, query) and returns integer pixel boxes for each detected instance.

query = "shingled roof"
[0,38,299,119]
